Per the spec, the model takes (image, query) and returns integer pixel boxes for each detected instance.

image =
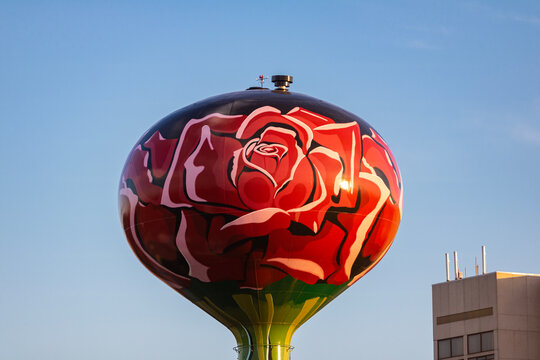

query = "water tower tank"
[119,75,403,360]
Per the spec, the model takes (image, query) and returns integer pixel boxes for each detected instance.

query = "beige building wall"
[432,272,540,360]
[495,274,540,360]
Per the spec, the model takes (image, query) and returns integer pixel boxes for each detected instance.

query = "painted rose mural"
[119,106,402,289]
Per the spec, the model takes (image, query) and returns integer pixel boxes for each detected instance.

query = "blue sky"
[1,1,540,359]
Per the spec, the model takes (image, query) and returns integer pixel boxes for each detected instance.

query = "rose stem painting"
[119,75,403,360]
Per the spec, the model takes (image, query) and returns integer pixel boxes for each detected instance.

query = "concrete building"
[432,271,540,360]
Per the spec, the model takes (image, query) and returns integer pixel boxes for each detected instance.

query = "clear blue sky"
[1,1,540,359]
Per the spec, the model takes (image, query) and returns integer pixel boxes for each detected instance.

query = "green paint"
[182,276,349,360]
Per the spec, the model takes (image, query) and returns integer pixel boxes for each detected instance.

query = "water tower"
[119,75,403,360]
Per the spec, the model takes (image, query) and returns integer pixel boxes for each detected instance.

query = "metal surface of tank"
[118,76,403,360]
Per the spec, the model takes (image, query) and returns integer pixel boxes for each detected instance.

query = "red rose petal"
[237,107,313,153]
[326,175,389,284]
[369,129,402,185]
[311,122,361,208]
[123,145,162,205]
[359,197,400,261]
[177,209,248,282]
[119,187,190,289]
[126,107,403,289]
[287,149,343,232]
[285,107,334,127]
[262,222,346,284]
[143,131,178,180]
[241,249,287,289]
[237,171,275,210]
[250,127,302,188]
[274,157,313,210]
[134,202,178,262]
[177,208,291,286]
[162,114,247,211]
[362,132,402,207]
[206,208,291,254]
[250,148,279,174]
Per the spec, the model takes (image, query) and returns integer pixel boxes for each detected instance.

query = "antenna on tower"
[257,75,268,87]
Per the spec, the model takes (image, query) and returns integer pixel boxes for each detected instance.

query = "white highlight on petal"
[398,182,404,219]
[264,126,296,137]
[308,146,340,159]
[288,166,327,219]
[296,108,331,122]
[372,129,390,148]
[384,149,400,198]
[362,134,401,206]
[275,144,305,195]
[349,131,356,193]
[288,106,300,113]
[265,257,325,280]
[230,148,242,187]
[261,126,297,140]
[342,170,390,279]
[236,106,281,138]
[176,211,210,282]
[184,125,213,202]
[120,187,140,236]
[241,140,278,187]
[256,126,293,157]
[220,208,288,230]
[119,186,189,288]
[143,148,149,167]
[244,139,258,158]
[314,122,359,193]
[144,131,167,146]
[162,113,244,207]
[281,114,314,149]
[143,150,152,182]
[309,147,343,196]
[254,143,288,159]
[361,156,375,174]
[314,122,357,131]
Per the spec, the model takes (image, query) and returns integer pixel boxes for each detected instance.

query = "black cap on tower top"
[271,75,293,91]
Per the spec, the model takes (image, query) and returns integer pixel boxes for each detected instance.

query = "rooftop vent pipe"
[445,253,450,282]
[482,245,486,275]
[454,251,460,280]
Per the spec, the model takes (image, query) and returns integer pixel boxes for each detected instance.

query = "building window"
[468,354,494,360]
[481,331,494,351]
[438,336,464,359]
[468,331,494,354]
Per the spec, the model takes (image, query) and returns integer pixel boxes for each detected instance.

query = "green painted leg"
[235,344,293,360]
